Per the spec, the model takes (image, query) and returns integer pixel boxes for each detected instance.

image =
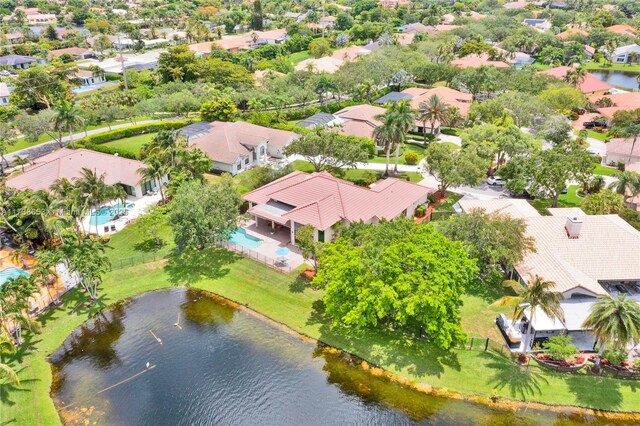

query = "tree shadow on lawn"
[0,365,37,408]
[164,247,241,286]
[482,351,548,400]
[133,238,165,253]
[306,300,460,379]
[288,276,308,293]
[565,374,627,411]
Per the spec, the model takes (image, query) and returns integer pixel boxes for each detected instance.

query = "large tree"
[583,295,640,371]
[314,220,478,350]
[169,178,242,251]
[283,127,369,172]
[418,94,448,143]
[581,191,625,215]
[53,100,84,150]
[424,143,487,196]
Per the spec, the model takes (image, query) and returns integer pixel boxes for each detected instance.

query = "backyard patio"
[81,193,163,236]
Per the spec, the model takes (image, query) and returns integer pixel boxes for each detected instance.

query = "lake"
[590,70,639,91]
[49,289,629,425]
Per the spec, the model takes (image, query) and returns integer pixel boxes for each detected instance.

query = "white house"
[75,69,106,86]
[182,121,299,175]
[609,44,640,64]
[0,83,10,105]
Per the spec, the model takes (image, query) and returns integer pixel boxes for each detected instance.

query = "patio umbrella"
[275,247,290,265]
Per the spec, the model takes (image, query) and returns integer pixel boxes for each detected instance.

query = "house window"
[141,180,156,195]
[616,56,626,63]
[245,158,249,165]
[318,230,325,242]
[260,146,265,156]
[236,161,242,171]
[121,184,136,197]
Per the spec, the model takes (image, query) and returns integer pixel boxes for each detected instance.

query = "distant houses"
[0,54,44,70]
[0,82,10,105]
[608,44,640,64]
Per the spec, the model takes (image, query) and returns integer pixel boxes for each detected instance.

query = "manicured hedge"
[77,119,194,146]
[86,143,139,159]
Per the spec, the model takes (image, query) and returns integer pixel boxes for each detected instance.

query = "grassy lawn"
[575,129,609,142]
[370,142,427,165]
[583,60,640,73]
[289,159,422,183]
[6,211,640,425]
[593,163,619,176]
[434,191,463,212]
[288,50,313,64]
[102,132,157,156]
[529,185,583,214]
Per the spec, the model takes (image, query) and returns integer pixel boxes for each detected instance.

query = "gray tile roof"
[374,91,414,104]
[0,54,38,66]
[296,112,337,129]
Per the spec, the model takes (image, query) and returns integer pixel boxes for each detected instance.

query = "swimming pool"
[0,267,29,287]
[90,202,135,226]
[228,228,263,249]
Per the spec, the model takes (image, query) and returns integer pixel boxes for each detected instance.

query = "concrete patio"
[239,218,307,270]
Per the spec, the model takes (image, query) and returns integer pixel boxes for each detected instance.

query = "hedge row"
[86,143,139,160]
[77,119,194,146]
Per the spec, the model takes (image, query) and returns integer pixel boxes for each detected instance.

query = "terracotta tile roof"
[502,1,527,9]
[332,104,386,139]
[606,137,640,158]
[331,45,370,61]
[606,24,637,36]
[589,92,640,110]
[516,213,640,296]
[451,53,509,69]
[295,56,343,73]
[556,27,588,39]
[244,171,431,230]
[401,86,473,116]
[186,121,299,165]
[6,148,148,191]
[50,47,90,57]
[538,66,613,93]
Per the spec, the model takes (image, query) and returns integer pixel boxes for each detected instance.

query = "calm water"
[591,70,639,91]
[49,289,633,425]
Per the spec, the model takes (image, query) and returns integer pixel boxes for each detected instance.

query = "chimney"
[565,216,582,239]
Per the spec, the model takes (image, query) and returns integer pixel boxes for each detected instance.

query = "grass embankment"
[4,214,640,425]
[102,132,157,156]
[583,61,640,73]
[529,185,583,214]
[289,159,423,182]
[288,50,313,64]
[593,163,618,176]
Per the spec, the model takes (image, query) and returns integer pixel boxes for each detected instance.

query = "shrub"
[404,151,419,165]
[200,97,237,122]
[415,204,427,217]
[84,143,139,159]
[542,335,578,361]
[77,120,193,146]
[427,193,437,204]
[602,349,627,366]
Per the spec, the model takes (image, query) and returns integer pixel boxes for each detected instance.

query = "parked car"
[583,121,608,129]
[487,176,505,186]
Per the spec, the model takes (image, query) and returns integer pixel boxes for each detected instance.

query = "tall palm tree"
[387,100,416,174]
[610,122,640,164]
[608,171,640,197]
[417,94,448,144]
[583,295,640,371]
[76,168,110,235]
[492,276,564,356]
[372,123,395,176]
[53,100,84,150]
[138,155,168,202]
[564,66,587,88]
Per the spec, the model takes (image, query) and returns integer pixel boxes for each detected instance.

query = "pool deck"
[240,220,308,271]
[81,194,162,236]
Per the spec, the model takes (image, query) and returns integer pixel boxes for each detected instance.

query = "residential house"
[295,56,344,73]
[624,163,640,211]
[588,92,640,120]
[538,66,613,94]
[605,137,640,166]
[605,24,637,37]
[0,54,44,69]
[26,13,56,25]
[523,19,552,32]
[556,27,588,39]
[457,200,640,352]
[442,11,485,23]
[49,47,96,60]
[5,148,161,199]
[451,53,510,69]
[502,1,528,9]
[181,121,299,175]
[75,69,106,86]
[284,11,308,22]
[244,171,432,244]
[398,23,435,35]
[319,16,337,28]
[379,0,411,7]
[583,45,595,59]
[332,104,386,140]
[3,33,24,44]
[253,29,288,45]
[0,82,10,105]
[608,44,640,64]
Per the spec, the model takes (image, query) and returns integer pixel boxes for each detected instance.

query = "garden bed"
[534,354,587,373]
[602,362,640,378]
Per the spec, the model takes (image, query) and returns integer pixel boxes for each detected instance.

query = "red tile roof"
[451,53,509,69]
[244,171,432,230]
[538,66,613,93]
[401,86,473,117]
[607,137,640,158]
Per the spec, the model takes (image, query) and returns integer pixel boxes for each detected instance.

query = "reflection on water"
[49,289,635,425]
[591,70,639,91]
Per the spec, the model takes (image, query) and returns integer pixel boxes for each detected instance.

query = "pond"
[49,289,627,425]
[590,70,639,91]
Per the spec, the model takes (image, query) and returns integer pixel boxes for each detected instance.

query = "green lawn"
[288,50,313,64]
[575,129,609,142]
[529,185,583,214]
[370,142,427,165]
[593,163,619,177]
[289,159,422,183]
[6,210,640,425]
[583,60,640,73]
[102,132,157,156]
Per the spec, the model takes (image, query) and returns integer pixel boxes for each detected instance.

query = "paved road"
[6,119,164,164]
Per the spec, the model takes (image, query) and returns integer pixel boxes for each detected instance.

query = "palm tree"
[372,123,395,176]
[608,171,640,197]
[583,295,640,371]
[12,155,29,172]
[76,168,111,235]
[53,100,84,150]
[610,121,640,164]
[0,329,19,385]
[386,101,416,174]
[492,276,564,357]
[417,94,448,144]
[564,66,587,88]
[138,155,168,202]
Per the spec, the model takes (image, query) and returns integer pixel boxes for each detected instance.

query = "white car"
[487,176,505,186]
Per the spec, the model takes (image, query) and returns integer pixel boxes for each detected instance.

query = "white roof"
[523,306,565,331]
[614,44,640,55]
[0,82,9,97]
[516,214,640,296]
[560,299,596,330]
[457,198,541,219]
